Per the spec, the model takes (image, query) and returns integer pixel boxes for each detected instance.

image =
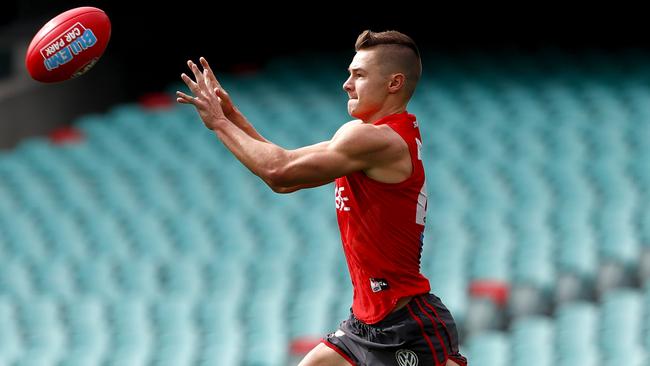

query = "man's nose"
[342,77,352,92]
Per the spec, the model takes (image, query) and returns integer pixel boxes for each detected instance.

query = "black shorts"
[323,293,468,366]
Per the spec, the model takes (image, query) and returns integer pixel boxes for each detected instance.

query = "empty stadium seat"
[555,302,600,366]
[60,297,108,364]
[599,289,646,364]
[0,297,21,365]
[465,331,509,366]
[510,316,554,366]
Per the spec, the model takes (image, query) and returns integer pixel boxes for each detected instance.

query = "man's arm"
[210,119,390,192]
[203,60,331,193]
[272,180,335,194]
[177,58,395,192]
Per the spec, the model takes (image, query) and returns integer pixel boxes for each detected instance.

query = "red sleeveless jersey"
[334,112,431,324]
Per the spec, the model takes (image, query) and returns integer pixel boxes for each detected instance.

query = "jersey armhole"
[360,125,418,188]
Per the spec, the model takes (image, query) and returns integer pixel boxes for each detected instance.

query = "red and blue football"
[25,7,111,83]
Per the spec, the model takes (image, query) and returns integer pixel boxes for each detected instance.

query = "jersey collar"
[372,111,416,126]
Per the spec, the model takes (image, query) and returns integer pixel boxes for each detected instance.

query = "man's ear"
[388,73,405,94]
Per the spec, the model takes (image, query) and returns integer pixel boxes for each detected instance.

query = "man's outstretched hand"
[176,57,229,130]
[197,57,240,120]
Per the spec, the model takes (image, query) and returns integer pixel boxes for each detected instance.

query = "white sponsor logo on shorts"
[396,349,419,366]
[334,329,346,337]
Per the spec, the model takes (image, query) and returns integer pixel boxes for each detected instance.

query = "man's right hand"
[199,57,242,123]
[198,57,269,143]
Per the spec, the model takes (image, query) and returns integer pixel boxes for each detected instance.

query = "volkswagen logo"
[395,349,419,366]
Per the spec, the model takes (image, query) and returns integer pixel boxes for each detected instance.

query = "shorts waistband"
[354,293,430,327]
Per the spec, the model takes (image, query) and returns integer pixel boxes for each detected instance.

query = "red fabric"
[138,92,173,109]
[49,126,84,144]
[230,62,261,75]
[469,280,510,307]
[335,112,430,324]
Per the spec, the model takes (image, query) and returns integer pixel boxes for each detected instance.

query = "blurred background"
[1,2,650,365]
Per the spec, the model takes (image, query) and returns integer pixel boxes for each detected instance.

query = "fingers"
[200,57,222,89]
[203,68,211,88]
[181,73,201,96]
[175,90,197,105]
[215,87,232,104]
[181,59,210,103]
[179,58,221,106]
[187,60,205,87]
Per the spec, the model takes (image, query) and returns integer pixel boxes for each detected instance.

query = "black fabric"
[325,293,467,366]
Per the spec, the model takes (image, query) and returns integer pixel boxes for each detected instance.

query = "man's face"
[342,49,390,120]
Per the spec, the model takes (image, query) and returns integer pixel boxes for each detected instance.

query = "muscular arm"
[177,58,396,193]
[221,116,333,192]
[211,120,393,192]
[187,57,321,192]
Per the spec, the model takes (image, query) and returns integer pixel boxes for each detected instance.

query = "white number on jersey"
[415,137,422,161]
[416,181,427,225]
[335,186,350,212]
[415,137,426,225]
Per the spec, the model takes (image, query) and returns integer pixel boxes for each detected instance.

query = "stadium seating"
[1,49,650,364]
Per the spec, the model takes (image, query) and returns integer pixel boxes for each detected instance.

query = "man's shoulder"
[336,119,400,137]
[334,120,396,144]
[333,119,363,137]
[330,121,406,164]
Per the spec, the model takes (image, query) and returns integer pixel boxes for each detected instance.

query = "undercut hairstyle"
[354,30,422,99]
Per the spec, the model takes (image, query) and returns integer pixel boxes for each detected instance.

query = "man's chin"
[348,101,359,118]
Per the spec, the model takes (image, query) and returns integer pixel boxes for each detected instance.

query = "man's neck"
[362,105,407,124]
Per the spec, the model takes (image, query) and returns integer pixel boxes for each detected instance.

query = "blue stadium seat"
[246,305,290,365]
[170,210,223,258]
[201,258,247,308]
[0,258,34,300]
[194,296,245,366]
[599,289,645,364]
[150,299,196,365]
[0,297,21,365]
[466,210,511,282]
[553,210,598,283]
[75,211,130,258]
[60,297,107,365]
[118,211,174,259]
[424,211,470,321]
[465,331,509,366]
[26,257,76,301]
[30,209,87,260]
[105,297,152,365]
[511,225,555,291]
[555,302,599,366]
[207,211,257,261]
[290,279,337,338]
[156,259,202,300]
[1,211,47,261]
[15,297,65,362]
[510,316,554,366]
[113,258,158,298]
